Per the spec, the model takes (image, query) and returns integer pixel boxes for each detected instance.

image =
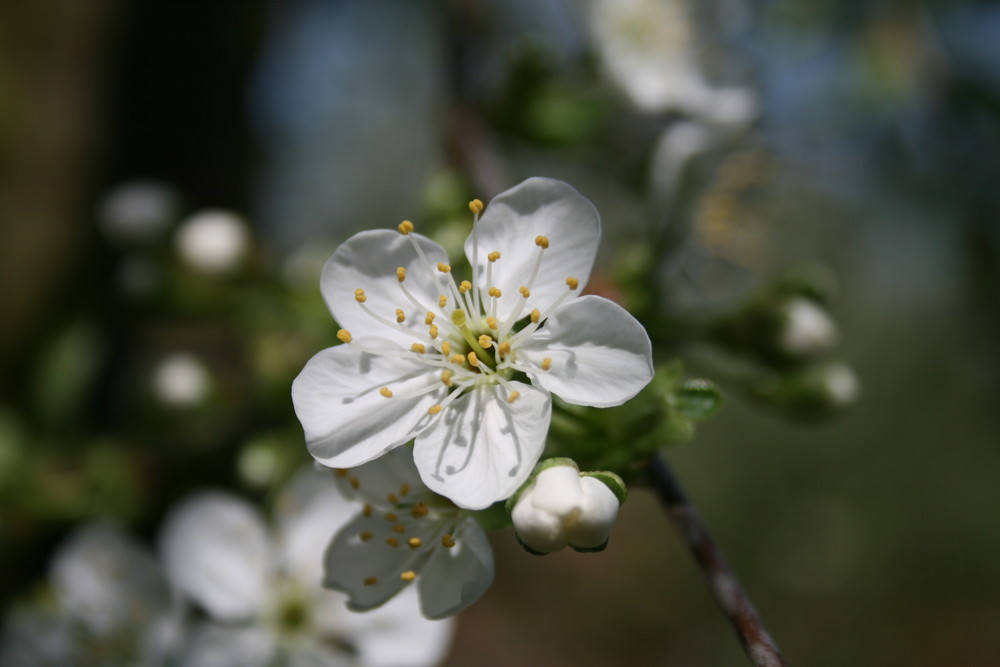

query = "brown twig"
[648,454,787,667]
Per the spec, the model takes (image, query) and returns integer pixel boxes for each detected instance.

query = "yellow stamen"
[385,512,398,522]
[478,334,493,348]
[429,324,439,339]
[363,504,372,517]
[392,523,406,534]
[428,404,443,415]
[468,352,480,367]
[349,476,360,489]
[450,353,466,365]
[354,290,367,303]
[385,537,399,548]
[437,262,451,273]
[486,317,499,330]
[469,199,484,214]
[566,276,579,290]
[360,531,373,542]
[395,308,405,323]
[459,280,472,293]
[530,309,540,323]
[441,370,454,386]
[519,286,530,298]
[396,266,406,282]
[399,483,410,496]
[497,341,511,356]
[354,288,365,296]
[400,570,417,581]
[425,311,435,325]
[541,357,552,371]
[408,537,422,549]
[379,387,393,398]
[411,343,426,354]
[488,286,502,298]
[334,469,348,478]
[411,502,429,518]
[398,220,414,235]
[535,236,549,249]
[439,295,448,308]
[487,251,501,262]
[441,534,456,548]
[507,391,521,404]
[364,577,378,586]
[387,493,399,504]
[441,341,451,356]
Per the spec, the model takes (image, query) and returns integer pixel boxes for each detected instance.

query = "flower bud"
[510,461,624,554]
[777,297,838,359]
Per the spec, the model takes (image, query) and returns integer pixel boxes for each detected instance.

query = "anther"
[408,537,422,549]
[429,324,439,339]
[411,343,426,354]
[425,311,435,325]
[497,341,511,356]
[541,357,552,371]
[450,353,466,366]
[385,512,398,522]
[399,483,410,496]
[469,199,484,214]
[355,290,367,303]
[400,570,417,581]
[385,537,399,548]
[396,266,406,282]
[411,502,429,518]
[441,370,454,387]
[439,295,448,308]
[566,277,579,290]
[478,334,493,348]
[334,469,348,478]
[437,262,451,273]
[530,309,540,323]
[486,317,499,330]
[441,534,456,548]
[392,523,406,534]
[428,404,443,415]
[379,387,393,398]
[535,236,550,249]
[519,286,530,298]
[441,341,451,356]
[468,352,480,367]
[459,280,472,293]
[507,391,521,404]
[395,309,405,323]
[349,476,360,490]
[398,220,414,235]
[354,288,365,296]
[364,577,378,586]
[487,251,501,263]
[363,504,372,517]
[488,286,502,298]
[387,493,399,504]
[360,531,373,542]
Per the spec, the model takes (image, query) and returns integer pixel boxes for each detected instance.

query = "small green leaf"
[673,379,723,421]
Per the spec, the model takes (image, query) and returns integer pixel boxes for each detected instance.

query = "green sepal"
[579,470,627,505]
[672,379,723,421]
[512,530,550,556]
[571,539,609,554]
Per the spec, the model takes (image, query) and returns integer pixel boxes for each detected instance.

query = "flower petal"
[321,230,452,348]
[466,177,600,323]
[518,295,653,407]
[292,341,446,468]
[413,381,551,510]
[158,492,272,622]
[322,511,435,612]
[180,623,277,667]
[417,518,494,619]
[565,476,621,549]
[331,446,428,508]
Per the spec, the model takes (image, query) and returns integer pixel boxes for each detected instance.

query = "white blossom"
[778,298,839,358]
[323,447,494,619]
[175,209,250,273]
[293,177,653,509]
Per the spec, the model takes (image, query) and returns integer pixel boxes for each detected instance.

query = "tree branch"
[648,454,787,667]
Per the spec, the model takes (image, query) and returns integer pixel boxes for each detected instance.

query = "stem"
[648,454,787,667]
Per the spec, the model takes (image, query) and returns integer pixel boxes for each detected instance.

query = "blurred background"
[2,0,1000,665]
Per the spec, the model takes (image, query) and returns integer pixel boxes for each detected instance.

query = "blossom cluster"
[293,177,654,616]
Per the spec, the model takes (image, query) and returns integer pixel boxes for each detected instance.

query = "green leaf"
[673,379,723,421]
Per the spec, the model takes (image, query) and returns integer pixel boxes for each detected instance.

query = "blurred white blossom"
[98,180,180,246]
[158,467,454,667]
[778,298,839,359]
[151,352,211,408]
[176,209,250,274]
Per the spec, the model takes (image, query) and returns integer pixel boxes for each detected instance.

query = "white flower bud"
[778,298,838,358]
[176,209,249,273]
[511,464,621,554]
